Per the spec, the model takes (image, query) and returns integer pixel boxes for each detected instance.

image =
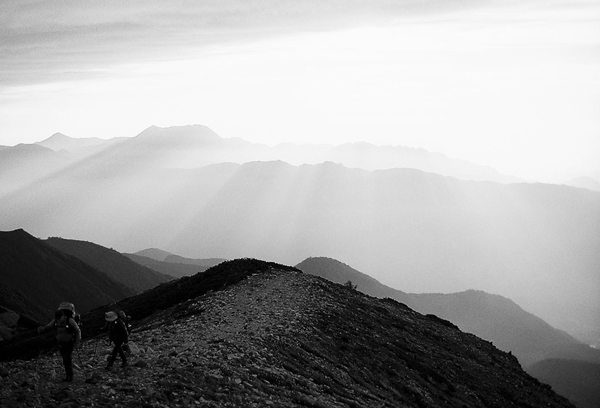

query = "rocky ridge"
[0,262,574,407]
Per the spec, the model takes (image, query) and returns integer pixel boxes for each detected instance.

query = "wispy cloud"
[0,0,490,88]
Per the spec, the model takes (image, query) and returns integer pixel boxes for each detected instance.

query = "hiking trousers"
[107,339,127,367]
[58,341,74,380]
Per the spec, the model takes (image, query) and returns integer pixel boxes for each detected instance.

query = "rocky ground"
[0,264,575,407]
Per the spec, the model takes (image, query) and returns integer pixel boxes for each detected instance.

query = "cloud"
[0,0,489,88]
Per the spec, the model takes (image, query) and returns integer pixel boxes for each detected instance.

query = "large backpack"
[114,309,131,335]
[54,310,76,343]
[108,317,129,341]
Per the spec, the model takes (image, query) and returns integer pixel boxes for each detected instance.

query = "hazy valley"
[1,125,599,407]
[0,125,598,344]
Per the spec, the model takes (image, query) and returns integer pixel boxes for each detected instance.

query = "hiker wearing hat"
[103,310,129,369]
[38,302,81,382]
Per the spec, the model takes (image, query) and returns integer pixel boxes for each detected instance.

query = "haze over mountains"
[0,125,598,348]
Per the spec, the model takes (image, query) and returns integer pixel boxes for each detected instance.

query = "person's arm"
[37,319,55,333]
[119,319,129,343]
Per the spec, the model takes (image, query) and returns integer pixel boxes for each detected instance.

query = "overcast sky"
[1,0,598,182]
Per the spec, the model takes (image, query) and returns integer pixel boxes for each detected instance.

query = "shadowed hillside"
[0,229,134,316]
[0,284,50,341]
[0,259,574,407]
[45,237,173,292]
[528,359,600,408]
[0,283,51,327]
[296,257,600,368]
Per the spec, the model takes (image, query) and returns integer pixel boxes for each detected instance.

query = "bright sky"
[1,0,599,182]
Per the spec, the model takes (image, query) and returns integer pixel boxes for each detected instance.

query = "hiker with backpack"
[37,302,81,382]
[103,310,129,369]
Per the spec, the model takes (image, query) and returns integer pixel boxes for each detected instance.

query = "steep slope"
[407,290,600,368]
[0,284,49,340]
[527,359,600,408]
[0,259,574,407]
[0,283,51,326]
[45,237,173,292]
[0,229,135,315]
[296,257,600,368]
[296,256,413,300]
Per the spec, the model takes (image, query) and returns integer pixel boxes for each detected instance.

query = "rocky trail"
[0,265,575,407]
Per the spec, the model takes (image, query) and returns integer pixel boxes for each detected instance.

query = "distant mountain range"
[31,125,523,179]
[123,252,225,279]
[0,125,598,348]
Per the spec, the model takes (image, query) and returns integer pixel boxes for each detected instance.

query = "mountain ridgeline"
[0,229,135,317]
[295,257,600,408]
[44,237,173,293]
[295,257,600,368]
[0,126,598,343]
[0,259,576,407]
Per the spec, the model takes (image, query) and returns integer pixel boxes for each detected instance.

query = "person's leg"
[106,343,119,368]
[116,340,127,366]
[60,342,74,381]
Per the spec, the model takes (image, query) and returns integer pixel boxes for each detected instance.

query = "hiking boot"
[121,361,128,368]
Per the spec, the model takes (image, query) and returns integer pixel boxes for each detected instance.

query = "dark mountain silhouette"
[0,259,575,407]
[295,257,600,368]
[124,253,208,279]
[0,284,50,340]
[0,229,135,317]
[45,237,173,292]
[528,359,600,408]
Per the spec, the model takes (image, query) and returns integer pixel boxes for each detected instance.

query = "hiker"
[38,302,81,382]
[103,311,129,369]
